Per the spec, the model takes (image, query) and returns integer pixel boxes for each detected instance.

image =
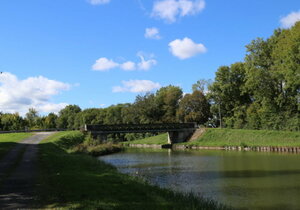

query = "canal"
[99,148,300,210]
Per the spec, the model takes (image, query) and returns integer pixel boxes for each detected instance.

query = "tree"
[44,113,58,129]
[177,90,210,124]
[209,63,251,127]
[25,108,40,129]
[57,105,81,129]
[192,79,212,93]
[0,113,25,131]
[156,85,183,122]
[133,93,162,123]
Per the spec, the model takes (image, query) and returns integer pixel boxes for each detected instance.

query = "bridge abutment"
[168,129,195,144]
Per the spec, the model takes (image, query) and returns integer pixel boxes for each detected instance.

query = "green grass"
[123,133,168,145]
[72,143,123,156]
[183,128,300,147]
[36,131,230,210]
[0,133,33,158]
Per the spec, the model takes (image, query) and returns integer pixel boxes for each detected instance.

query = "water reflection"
[99,148,300,210]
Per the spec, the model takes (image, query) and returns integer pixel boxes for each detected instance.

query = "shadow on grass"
[36,142,232,210]
[0,142,39,209]
[0,142,20,160]
[0,142,26,182]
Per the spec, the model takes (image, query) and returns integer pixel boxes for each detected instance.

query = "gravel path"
[0,132,55,209]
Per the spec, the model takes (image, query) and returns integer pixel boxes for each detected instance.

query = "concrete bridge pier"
[167,129,195,144]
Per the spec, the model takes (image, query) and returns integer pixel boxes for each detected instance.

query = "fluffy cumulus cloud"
[280,11,300,28]
[152,0,205,23]
[137,54,157,70]
[87,0,111,5]
[120,61,136,71]
[145,27,161,39]
[169,37,207,59]
[0,72,70,115]
[92,53,157,71]
[92,57,119,71]
[112,80,161,93]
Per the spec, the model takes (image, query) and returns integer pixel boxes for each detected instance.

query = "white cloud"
[280,11,300,28]
[92,53,157,71]
[112,80,161,93]
[0,72,70,115]
[168,37,207,59]
[145,27,161,39]
[152,0,205,23]
[92,57,119,71]
[121,61,136,71]
[87,0,110,5]
[38,103,69,114]
[137,55,157,70]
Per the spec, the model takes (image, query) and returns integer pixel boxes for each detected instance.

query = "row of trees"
[0,86,211,137]
[0,109,58,131]
[0,22,299,132]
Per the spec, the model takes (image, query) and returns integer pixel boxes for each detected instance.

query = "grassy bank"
[123,133,168,145]
[72,133,123,156]
[36,131,230,209]
[123,128,300,148]
[0,133,33,158]
[184,128,300,147]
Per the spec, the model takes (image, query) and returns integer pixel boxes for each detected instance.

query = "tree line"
[0,22,299,133]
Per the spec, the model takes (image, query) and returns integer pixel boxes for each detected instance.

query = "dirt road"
[0,132,55,209]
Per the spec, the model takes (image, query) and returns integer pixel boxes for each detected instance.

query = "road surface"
[0,132,55,209]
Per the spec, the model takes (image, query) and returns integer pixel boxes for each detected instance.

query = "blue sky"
[0,0,300,115]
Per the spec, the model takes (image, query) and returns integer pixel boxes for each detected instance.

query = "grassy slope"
[123,133,168,145]
[0,133,33,158]
[184,128,300,147]
[36,131,229,210]
[123,129,300,147]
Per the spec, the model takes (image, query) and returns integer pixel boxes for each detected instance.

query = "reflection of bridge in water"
[84,123,197,144]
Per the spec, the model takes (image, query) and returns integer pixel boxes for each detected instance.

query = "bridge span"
[84,123,197,144]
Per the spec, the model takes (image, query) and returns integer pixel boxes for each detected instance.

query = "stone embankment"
[173,145,300,153]
[127,144,172,149]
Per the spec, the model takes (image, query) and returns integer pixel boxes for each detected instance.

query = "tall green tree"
[44,113,58,129]
[133,93,162,123]
[177,90,210,124]
[156,85,183,122]
[25,108,40,129]
[57,105,81,129]
[209,62,251,128]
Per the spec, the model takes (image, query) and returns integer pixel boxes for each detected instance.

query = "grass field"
[183,128,300,147]
[123,133,168,145]
[0,133,33,158]
[36,131,230,209]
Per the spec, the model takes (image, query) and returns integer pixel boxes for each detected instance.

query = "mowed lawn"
[0,133,33,158]
[183,128,300,147]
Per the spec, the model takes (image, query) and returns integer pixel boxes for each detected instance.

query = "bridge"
[84,123,197,144]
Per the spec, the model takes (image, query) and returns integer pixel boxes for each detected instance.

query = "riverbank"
[124,128,300,153]
[36,131,230,209]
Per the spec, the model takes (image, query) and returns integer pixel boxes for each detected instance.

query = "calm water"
[99,148,300,210]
